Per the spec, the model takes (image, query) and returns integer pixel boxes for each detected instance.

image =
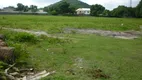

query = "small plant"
[51,10,58,15]
[14,32,39,44]
[71,30,76,34]
[0,61,8,80]
[85,68,110,79]
[7,43,29,63]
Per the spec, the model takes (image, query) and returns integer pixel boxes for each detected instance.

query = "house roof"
[76,8,90,11]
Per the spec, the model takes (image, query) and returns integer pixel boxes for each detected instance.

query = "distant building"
[36,9,47,14]
[0,7,47,15]
[2,7,15,12]
[76,8,90,15]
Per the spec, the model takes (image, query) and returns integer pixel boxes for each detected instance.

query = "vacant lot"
[0,15,142,80]
[0,15,142,33]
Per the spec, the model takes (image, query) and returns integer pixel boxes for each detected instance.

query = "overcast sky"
[0,0,141,10]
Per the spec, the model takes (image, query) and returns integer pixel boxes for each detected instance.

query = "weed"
[14,32,39,44]
[85,68,110,79]
[7,42,28,63]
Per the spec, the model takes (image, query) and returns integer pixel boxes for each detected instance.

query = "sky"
[0,0,141,10]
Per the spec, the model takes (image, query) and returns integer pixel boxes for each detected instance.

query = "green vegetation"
[26,34,142,80]
[43,0,142,17]
[44,0,90,13]
[44,0,78,15]
[135,0,142,17]
[0,15,142,80]
[0,15,142,33]
[90,4,105,16]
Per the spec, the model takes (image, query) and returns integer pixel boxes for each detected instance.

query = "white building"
[76,8,90,15]
[36,10,47,14]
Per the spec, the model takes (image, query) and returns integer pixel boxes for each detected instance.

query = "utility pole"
[130,0,132,7]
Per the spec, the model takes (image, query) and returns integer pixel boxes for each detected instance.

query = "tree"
[112,6,128,17]
[51,10,58,15]
[135,0,142,18]
[23,6,29,12]
[45,0,76,15]
[127,7,136,17]
[110,5,137,18]
[59,1,70,14]
[30,5,38,12]
[16,3,24,11]
[102,10,111,17]
[45,5,60,15]
[90,4,105,16]
[43,6,48,12]
[69,6,76,14]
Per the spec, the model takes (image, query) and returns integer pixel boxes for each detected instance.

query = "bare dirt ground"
[2,27,142,40]
[63,28,142,39]
[2,27,64,39]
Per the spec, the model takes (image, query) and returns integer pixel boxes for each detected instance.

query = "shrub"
[51,10,58,15]
[14,32,39,44]
[7,42,29,62]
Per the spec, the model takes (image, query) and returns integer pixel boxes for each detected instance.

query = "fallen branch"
[4,63,16,80]
[26,70,56,80]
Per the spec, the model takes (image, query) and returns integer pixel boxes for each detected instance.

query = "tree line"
[16,3,38,12]
[2,3,38,13]
[44,0,142,18]
[91,0,142,18]
[1,0,142,18]
[44,1,76,15]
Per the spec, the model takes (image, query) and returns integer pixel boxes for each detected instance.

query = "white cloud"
[0,0,141,10]
[83,0,140,10]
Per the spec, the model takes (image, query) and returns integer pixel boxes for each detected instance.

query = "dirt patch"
[2,27,142,40]
[2,27,64,39]
[86,69,110,79]
[64,28,142,39]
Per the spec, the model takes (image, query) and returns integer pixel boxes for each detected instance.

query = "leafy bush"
[51,10,58,15]
[14,32,39,44]
[1,30,38,44]
[0,61,8,80]
[0,61,8,70]
[7,42,29,62]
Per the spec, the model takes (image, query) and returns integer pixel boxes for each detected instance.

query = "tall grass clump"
[8,43,28,62]
[0,30,34,63]
[14,32,39,44]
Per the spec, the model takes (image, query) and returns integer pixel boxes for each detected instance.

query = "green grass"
[0,15,142,33]
[27,34,142,80]
[0,15,142,80]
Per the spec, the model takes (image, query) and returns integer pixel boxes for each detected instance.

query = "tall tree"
[23,6,29,12]
[102,10,111,17]
[16,3,24,11]
[30,5,38,12]
[45,0,76,15]
[59,1,70,14]
[90,4,105,16]
[111,6,130,17]
[135,0,142,17]
[69,5,76,14]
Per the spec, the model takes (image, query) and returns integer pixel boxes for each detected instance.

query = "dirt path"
[64,28,142,39]
[2,27,64,39]
[2,27,141,40]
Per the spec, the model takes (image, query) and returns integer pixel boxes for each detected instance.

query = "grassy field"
[0,15,142,33]
[0,15,142,80]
